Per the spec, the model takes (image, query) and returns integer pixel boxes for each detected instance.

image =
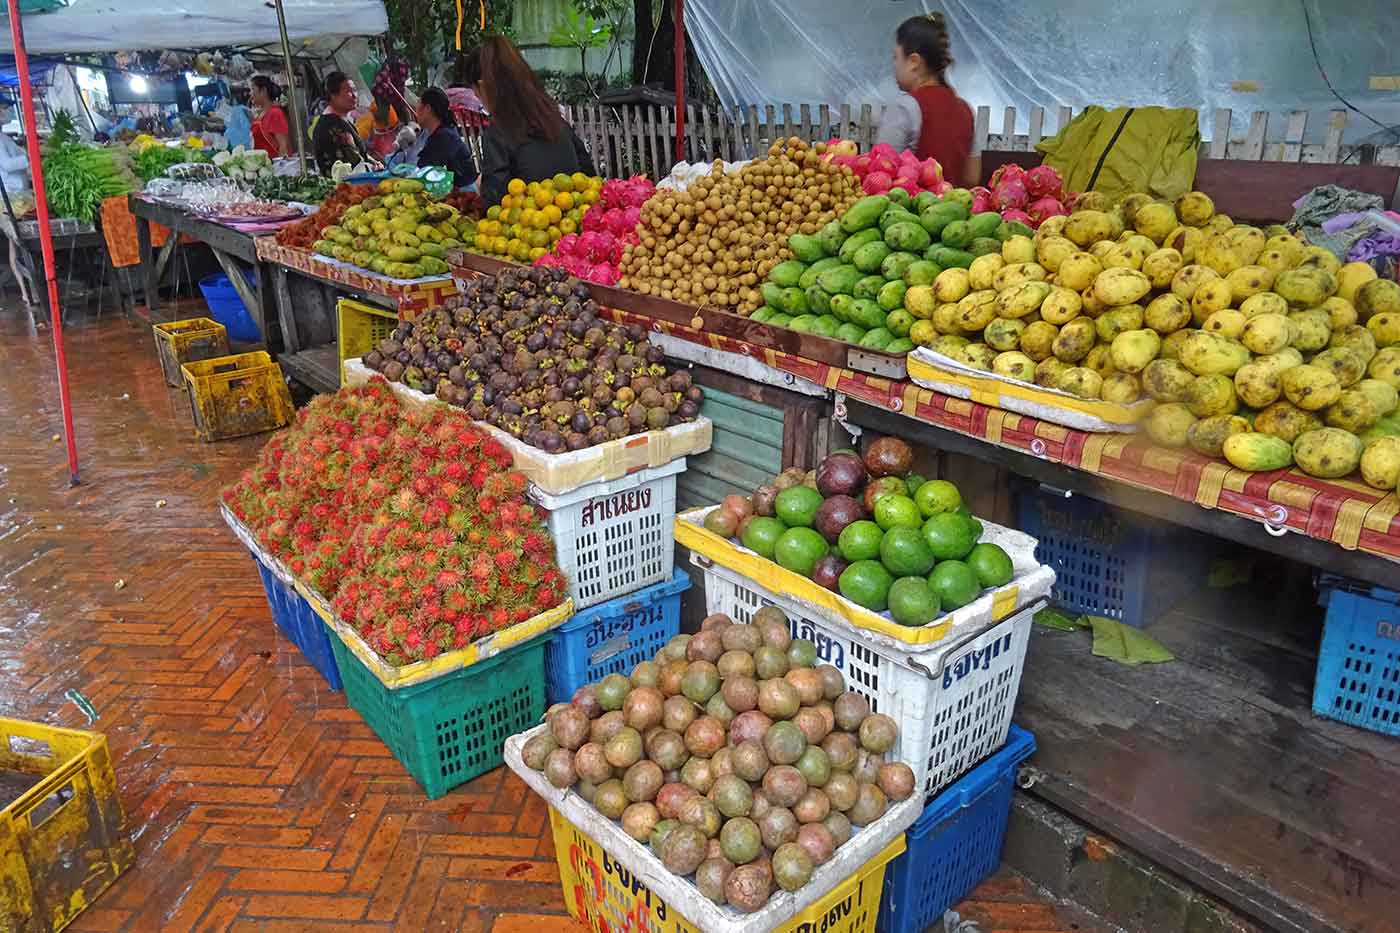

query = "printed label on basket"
[790,615,847,671]
[589,634,631,665]
[580,486,654,527]
[943,629,1016,689]
[1375,618,1398,640]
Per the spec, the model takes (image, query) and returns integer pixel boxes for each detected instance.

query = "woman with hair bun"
[249,75,290,157]
[883,12,974,185]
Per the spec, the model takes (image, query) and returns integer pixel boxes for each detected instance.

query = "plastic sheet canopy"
[685,0,1400,142]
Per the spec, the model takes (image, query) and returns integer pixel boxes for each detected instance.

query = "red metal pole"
[673,0,685,167]
[7,0,79,483]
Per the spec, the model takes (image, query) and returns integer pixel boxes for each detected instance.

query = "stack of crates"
[534,459,692,704]
[1314,574,1400,736]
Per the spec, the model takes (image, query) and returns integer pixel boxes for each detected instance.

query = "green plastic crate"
[326,623,551,799]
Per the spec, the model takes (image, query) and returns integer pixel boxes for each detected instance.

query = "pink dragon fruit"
[872,155,898,177]
[555,233,580,257]
[581,205,605,232]
[588,263,620,285]
[994,177,1030,211]
[970,186,996,214]
[1028,196,1068,227]
[863,171,893,195]
[603,210,631,237]
[1024,165,1063,200]
[854,154,872,175]
[918,160,943,190]
[1000,208,1033,226]
[987,162,1026,190]
[589,231,618,263]
[934,180,954,195]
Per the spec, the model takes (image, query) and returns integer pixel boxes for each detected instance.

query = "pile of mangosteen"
[360,265,704,452]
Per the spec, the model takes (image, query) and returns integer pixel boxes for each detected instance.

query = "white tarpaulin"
[0,0,387,54]
[685,0,1400,142]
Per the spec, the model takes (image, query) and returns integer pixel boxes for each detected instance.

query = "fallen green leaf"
[1033,607,1078,631]
[1088,615,1175,666]
[1207,558,1251,588]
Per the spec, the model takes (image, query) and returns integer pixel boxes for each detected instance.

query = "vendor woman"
[415,87,478,189]
[460,36,595,205]
[249,75,290,157]
[880,12,974,186]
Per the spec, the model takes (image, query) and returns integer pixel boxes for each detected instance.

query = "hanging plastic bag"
[223,105,253,151]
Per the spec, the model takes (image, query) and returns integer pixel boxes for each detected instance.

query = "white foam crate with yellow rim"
[695,555,1041,800]
[220,505,574,690]
[505,724,919,933]
[342,358,713,495]
[907,346,1155,433]
[674,505,1053,653]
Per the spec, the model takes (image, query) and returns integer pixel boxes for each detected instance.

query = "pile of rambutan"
[223,378,568,666]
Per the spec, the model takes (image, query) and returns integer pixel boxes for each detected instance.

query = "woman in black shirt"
[415,87,478,190]
[460,36,595,206]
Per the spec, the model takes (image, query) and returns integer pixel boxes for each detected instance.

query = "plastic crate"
[532,459,683,610]
[328,629,551,799]
[698,557,1037,801]
[1013,480,1207,628]
[878,725,1037,933]
[1,718,135,933]
[1313,578,1400,736]
[337,298,397,386]
[506,725,920,933]
[545,568,691,704]
[250,552,342,690]
[180,351,294,442]
[152,317,228,387]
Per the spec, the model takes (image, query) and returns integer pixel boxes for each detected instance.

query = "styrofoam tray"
[505,724,921,933]
[907,347,1154,433]
[343,358,712,495]
[675,505,1055,654]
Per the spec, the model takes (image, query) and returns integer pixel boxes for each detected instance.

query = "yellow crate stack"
[181,351,294,442]
[152,317,229,388]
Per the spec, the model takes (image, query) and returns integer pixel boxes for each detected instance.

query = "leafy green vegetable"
[251,174,336,204]
[42,142,136,222]
[132,145,210,183]
[50,109,80,147]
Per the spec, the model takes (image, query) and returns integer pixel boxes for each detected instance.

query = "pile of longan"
[619,138,861,312]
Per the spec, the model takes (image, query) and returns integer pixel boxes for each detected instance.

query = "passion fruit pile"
[523,607,916,914]
[360,265,703,452]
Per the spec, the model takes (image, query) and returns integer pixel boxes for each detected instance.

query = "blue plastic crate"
[1014,480,1207,628]
[544,569,691,704]
[1314,578,1400,736]
[251,552,342,690]
[878,725,1037,933]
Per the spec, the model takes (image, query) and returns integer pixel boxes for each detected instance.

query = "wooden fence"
[460,102,1400,187]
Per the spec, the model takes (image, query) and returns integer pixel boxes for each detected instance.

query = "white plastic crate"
[697,557,1040,800]
[532,459,684,610]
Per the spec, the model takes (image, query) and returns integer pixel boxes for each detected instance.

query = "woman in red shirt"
[893,13,974,186]
[250,75,290,157]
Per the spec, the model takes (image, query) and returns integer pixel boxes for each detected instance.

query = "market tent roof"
[0,0,388,55]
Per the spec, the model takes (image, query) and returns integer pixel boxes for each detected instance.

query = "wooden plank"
[817,103,831,145]
[1320,109,1347,164]
[799,103,811,143]
[1028,106,1045,146]
[974,105,992,153]
[209,249,263,342]
[781,103,793,141]
[857,104,874,151]
[1281,110,1308,162]
[764,104,776,153]
[271,264,299,354]
[621,105,640,177]
[1211,109,1232,159]
[1240,110,1268,160]
[837,104,850,145]
[1056,105,1073,134]
[748,105,760,159]
[999,106,1017,151]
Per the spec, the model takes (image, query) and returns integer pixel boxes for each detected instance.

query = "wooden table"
[128,195,267,331]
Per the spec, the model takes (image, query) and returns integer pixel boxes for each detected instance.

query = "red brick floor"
[0,310,1089,932]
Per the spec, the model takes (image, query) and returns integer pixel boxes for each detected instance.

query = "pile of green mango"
[312,178,471,279]
[750,188,1032,352]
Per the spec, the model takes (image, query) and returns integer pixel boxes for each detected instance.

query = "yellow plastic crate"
[152,317,229,387]
[548,806,903,933]
[181,351,294,442]
[1,718,135,933]
[338,298,398,386]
